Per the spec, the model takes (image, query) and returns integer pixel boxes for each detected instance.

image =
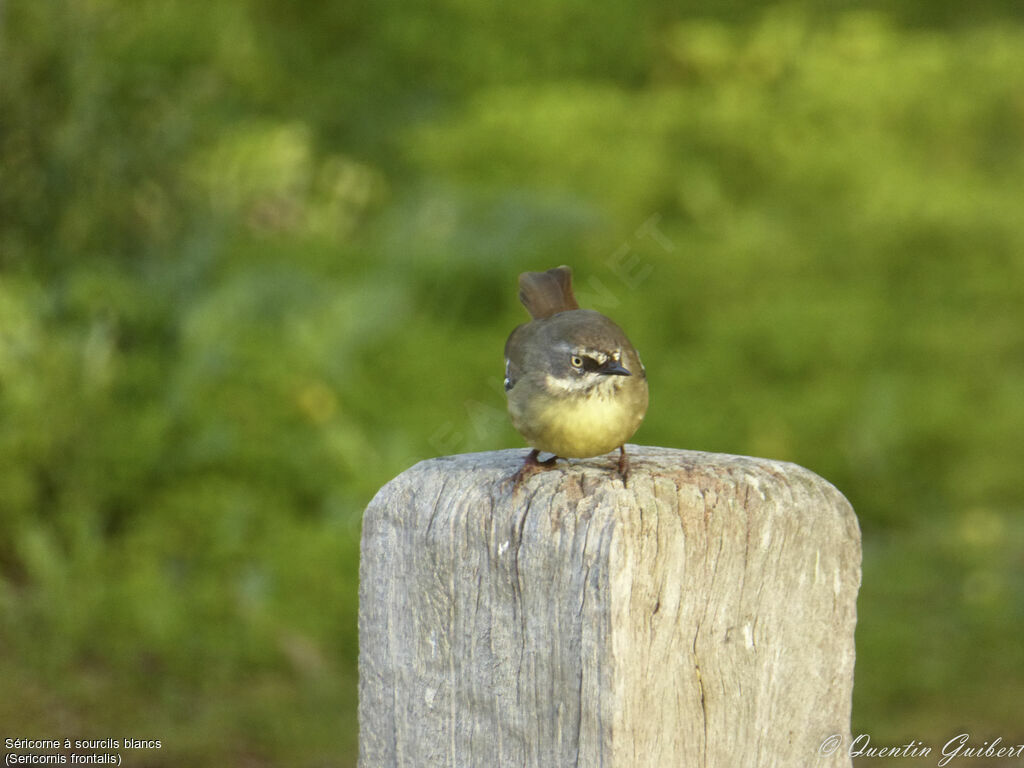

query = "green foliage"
[2,1,1023,765]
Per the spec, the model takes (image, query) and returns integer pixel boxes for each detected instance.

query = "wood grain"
[359,446,861,767]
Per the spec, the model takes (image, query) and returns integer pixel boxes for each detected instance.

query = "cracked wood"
[358,446,861,768]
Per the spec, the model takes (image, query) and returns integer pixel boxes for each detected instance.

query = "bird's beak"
[599,360,631,376]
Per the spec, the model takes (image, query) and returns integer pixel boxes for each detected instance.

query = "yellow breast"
[508,378,647,458]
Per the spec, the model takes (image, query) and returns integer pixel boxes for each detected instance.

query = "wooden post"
[358,446,861,767]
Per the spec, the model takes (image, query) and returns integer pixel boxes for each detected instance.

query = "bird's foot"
[510,449,558,489]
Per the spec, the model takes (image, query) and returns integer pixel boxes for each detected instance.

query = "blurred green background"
[2,1,1023,765]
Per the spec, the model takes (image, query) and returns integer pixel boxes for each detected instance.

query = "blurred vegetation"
[2,1,1023,765]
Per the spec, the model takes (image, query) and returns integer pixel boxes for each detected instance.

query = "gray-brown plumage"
[504,266,648,484]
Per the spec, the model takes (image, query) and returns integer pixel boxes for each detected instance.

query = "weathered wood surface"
[358,446,861,768]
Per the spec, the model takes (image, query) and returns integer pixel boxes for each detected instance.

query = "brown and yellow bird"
[504,266,648,484]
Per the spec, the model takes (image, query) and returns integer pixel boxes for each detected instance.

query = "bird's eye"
[570,355,584,368]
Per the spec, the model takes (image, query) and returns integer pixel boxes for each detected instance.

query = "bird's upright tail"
[518,265,579,319]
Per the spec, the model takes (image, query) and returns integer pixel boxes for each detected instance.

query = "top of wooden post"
[375,445,856,513]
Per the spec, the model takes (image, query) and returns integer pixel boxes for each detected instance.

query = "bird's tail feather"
[518,266,579,319]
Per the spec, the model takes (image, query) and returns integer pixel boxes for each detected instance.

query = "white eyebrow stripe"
[572,348,611,364]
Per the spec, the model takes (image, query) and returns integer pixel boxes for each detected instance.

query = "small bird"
[504,266,649,485]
